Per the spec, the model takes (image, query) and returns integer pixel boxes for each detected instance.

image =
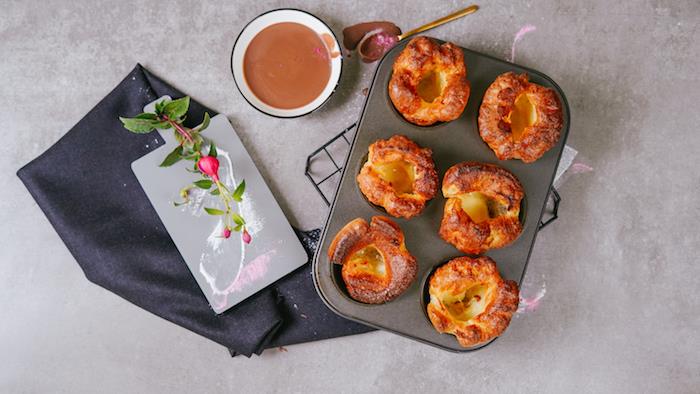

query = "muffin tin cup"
[312,37,570,352]
[355,154,438,218]
[418,259,498,350]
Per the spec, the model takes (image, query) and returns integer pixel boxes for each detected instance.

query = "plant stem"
[215,180,245,232]
[163,115,193,143]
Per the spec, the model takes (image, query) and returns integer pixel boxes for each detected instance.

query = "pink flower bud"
[242,228,252,244]
[197,156,220,182]
[222,227,231,239]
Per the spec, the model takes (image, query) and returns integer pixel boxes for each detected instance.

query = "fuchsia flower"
[197,156,220,182]
[242,228,252,244]
[120,97,250,244]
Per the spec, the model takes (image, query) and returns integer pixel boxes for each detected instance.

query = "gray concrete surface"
[1,0,699,392]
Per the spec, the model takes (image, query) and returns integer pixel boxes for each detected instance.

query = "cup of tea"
[231,8,343,118]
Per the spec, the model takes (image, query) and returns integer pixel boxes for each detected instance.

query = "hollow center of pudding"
[346,246,386,276]
[458,192,508,223]
[416,70,445,103]
[506,93,537,141]
[444,284,490,322]
[374,160,415,195]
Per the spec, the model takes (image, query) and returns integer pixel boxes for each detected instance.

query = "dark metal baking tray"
[312,36,570,352]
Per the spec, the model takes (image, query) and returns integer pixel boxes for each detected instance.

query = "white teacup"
[231,8,343,118]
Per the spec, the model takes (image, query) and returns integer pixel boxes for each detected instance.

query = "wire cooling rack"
[304,123,357,206]
[305,123,560,229]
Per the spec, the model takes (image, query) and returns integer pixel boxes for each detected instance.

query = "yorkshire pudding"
[328,216,417,304]
[357,135,438,219]
[389,36,470,126]
[427,256,519,347]
[439,162,524,254]
[478,72,563,163]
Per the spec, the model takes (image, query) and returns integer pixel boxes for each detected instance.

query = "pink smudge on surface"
[517,280,547,314]
[571,162,594,174]
[510,24,537,62]
[222,252,271,293]
[210,250,275,311]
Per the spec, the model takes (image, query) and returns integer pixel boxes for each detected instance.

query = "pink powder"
[510,24,537,62]
[222,251,272,293]
[571,162,594,174]
[517,281,547,314]
[210,250,275,311]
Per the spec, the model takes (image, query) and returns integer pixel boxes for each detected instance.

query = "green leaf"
[232,180,245,202]
[162,96,190,119]
[119,116,156,134]
[231,212,246,226]
[204,207,225,215]
[210,188,220,196]
[151,121,171,129]
[155,99,167,115]
[135,113,157,120]
[159,146,183,167]
[197,112,211,133]
[234,224,243,232]
[208,141,217,158]
[193,179,213,189]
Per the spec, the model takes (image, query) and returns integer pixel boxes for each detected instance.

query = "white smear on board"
[174,145,267,312]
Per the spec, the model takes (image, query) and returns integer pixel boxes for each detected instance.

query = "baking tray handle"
[539,187,561,230]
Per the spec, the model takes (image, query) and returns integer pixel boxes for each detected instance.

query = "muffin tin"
[312,36,570,352]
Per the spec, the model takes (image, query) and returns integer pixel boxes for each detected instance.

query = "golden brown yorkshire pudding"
[357,135,438,219]
[328,216,417,304]
[439,162,524,255]
[389,36,470,126]
[427,256,519,347]
[478,72,563,163]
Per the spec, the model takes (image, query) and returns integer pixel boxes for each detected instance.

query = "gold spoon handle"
[397,5,479,41]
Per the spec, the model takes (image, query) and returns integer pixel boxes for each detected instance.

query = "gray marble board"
[132,96,307,314]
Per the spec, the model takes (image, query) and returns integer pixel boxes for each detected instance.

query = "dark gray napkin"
[16,64,373,357]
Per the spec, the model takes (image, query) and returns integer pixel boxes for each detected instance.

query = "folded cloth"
[17,64,373,357]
